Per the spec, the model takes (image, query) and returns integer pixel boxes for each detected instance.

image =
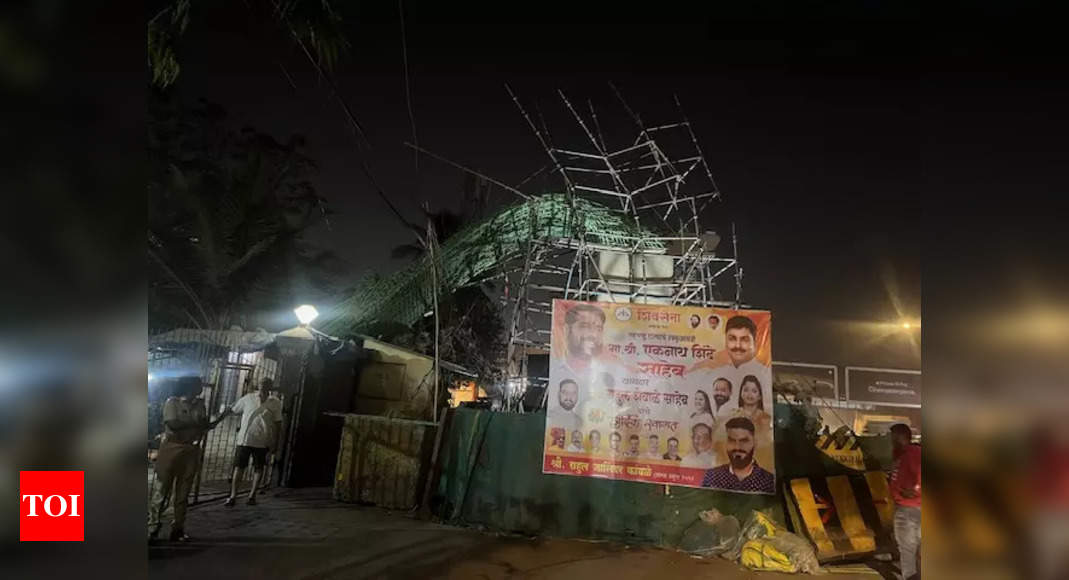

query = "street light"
[294,304,319,326]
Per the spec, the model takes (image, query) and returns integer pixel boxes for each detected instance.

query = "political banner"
[772,362,838,401]
[543,300,775,494]
[845,366,921,408]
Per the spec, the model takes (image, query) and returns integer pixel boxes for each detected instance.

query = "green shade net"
[318,194,664,336]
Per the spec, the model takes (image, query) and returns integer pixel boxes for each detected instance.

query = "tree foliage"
[378,175,503,385]
[148,0,350,90]
[365,285,507,388]
[390,174,491,260]
[149,95,342,330]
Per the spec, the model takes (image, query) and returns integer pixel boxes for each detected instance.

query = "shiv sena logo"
[586,408,606,424]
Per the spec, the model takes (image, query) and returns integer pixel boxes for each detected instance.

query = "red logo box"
[20,471,84,542]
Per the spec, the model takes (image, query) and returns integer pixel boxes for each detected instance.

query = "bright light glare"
[902,322,912,329]
[148,373,155,381]
[294,304,319,325]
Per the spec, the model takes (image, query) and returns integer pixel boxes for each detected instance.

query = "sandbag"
[728,510,823,574]
[724,510,778,562]
[742,537,797,572]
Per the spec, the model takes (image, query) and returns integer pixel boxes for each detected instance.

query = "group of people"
[548,395,774,494]
[547,303,776,493]
[148,375,284,542]
[689,375,771,429]
[688,313,722,330]
[552,428,685,461]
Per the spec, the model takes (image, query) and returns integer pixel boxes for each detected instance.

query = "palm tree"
[149,96,341,329]
[390,174,491,260]
[376,174,504,386]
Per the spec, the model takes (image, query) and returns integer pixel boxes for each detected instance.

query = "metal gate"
[148,328,290,505]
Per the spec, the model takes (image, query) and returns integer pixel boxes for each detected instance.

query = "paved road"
[148,488,884,579]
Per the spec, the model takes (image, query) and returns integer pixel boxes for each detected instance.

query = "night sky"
[172,3,1066,371]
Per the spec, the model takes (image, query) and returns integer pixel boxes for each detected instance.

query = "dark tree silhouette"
[149,95,343,330]
[381,173,503,386]
[148,0,350,90]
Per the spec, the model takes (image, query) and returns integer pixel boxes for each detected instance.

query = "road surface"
[148,487,884,579]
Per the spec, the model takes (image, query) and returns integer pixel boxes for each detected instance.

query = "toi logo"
[20,471,84,541]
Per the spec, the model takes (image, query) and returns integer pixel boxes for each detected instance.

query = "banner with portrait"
[543,300,775,494]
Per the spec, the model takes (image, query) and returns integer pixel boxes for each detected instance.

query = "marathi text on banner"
[543,300,775,494]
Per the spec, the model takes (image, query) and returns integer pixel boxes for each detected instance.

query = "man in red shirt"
[890,423,921,580]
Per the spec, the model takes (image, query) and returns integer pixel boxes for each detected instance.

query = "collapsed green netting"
[318,194,666,335]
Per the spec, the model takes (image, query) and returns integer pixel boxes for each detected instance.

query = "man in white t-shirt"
[220,378,283,506]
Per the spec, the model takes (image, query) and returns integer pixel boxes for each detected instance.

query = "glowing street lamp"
[294,304,319,326]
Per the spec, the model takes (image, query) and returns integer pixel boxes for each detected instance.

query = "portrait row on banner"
[543,299,775,494]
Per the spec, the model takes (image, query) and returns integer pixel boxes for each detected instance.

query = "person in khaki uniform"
[149,376,212,542]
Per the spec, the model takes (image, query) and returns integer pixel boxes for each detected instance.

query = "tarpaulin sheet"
[432,406,781,547]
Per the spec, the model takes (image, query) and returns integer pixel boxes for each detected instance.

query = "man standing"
[701,417,775,493]
[682,423,716,468]
[890,423,921,580]
[221,378,283,507]
[150,376,212,542]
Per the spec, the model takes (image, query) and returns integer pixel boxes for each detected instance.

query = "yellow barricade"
[785,471,897,562]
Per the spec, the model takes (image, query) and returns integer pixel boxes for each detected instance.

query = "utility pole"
[427,217,441,423]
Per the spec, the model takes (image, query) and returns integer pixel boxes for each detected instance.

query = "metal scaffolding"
[495,88,743,411]
[318,88,743,412]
